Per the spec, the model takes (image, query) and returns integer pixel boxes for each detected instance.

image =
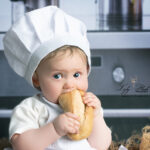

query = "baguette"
[58,89,94,140]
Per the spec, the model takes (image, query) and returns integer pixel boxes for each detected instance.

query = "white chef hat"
[3,6,91,87]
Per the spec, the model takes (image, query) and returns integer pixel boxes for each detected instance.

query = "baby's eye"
[73,72,80,78]
[53,74,62,79]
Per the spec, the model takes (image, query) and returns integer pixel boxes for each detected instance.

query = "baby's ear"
[32,72,40,87]
[87,65,90,74]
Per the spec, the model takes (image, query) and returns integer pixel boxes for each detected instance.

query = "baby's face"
[35,51,89,103]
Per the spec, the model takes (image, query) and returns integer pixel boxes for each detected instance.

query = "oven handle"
[104,109,150,118]
[0,109,150,118]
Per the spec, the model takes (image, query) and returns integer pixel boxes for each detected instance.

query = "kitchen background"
[0,0,150,143]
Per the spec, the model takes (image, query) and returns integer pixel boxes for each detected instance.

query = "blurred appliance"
[0,0,58,50]
[12,0,58,23]
[24,0,58,12]
[98,0,142,30]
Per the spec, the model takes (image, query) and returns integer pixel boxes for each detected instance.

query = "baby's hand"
[83,92,102,117]
[53,112,80,137]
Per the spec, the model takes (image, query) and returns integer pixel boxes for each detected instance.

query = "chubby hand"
[82,92,102,117]
[53,112,80,137]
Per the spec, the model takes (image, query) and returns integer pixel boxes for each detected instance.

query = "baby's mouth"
[58,89,76,104]
[62,88,76,94]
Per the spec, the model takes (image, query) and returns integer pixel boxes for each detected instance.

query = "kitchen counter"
[87,31,150,49]
[1,31,150,50]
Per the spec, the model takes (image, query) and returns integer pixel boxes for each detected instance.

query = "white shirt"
[9,94,96,150]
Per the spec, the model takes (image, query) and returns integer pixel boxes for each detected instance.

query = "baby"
[3,6,111,150]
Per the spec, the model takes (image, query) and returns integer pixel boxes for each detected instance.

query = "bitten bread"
[58,89,94,140]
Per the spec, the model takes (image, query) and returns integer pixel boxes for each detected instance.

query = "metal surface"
[87,31,150,49]
[24,0,58,12]
[98,0,142,30]
[1,109,150,118]
[104,109,150,118]
[25,0,51,11]
[88,49,150,96]
[1,31,150,50]
[0,109,12,118]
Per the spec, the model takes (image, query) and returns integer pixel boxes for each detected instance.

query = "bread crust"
[140,126,150,150]
[58,89,94,140]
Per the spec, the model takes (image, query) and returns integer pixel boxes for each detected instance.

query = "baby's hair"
[41,45,89,68]
[33,45,89,89]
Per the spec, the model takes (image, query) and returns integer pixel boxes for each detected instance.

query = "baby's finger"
[65,112,80,121]
[84,92,95,98]
[85,101,97,108]
[68,117,80,127]
[83,96,94,105]
[67,118,80,134]
[68,126,79,134]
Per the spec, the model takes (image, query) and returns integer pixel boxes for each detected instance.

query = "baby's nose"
[63,79,75,90]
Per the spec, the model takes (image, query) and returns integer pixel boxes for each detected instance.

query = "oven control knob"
[112,67,125,83]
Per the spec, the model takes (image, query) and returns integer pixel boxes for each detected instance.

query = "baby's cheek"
[80,79,88,91]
